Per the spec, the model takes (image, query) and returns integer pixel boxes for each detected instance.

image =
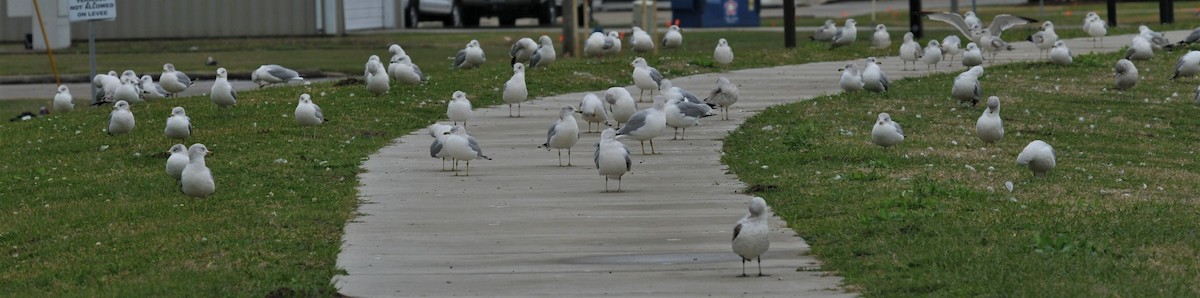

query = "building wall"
[2,0,327,42]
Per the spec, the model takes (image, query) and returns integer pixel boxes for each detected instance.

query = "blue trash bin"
[671,0,759,27]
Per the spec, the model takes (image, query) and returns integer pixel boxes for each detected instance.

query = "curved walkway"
[335,30,1188,296]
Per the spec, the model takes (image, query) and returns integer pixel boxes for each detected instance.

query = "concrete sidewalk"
[334,30,1189,296]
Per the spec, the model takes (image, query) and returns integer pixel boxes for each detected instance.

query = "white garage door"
[345,0,390,31]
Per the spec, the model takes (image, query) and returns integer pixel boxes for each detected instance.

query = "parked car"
[404,0,600,28]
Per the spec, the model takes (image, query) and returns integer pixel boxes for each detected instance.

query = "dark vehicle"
[405,0,559,27]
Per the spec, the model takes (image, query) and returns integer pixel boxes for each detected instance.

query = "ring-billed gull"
[584,32,612,57]
[252,64,304,88]
[503,63,527,117]
[94,71,120,102]
[1168,27,1200,49]
[839,63,864,93]
[1114,59,1139,91]
[631,57,663,102]
[975,96,1004,143]
[510,37,538,65]
[926,12,1036,64]
[663,25,683,49]
[658,79,705,105]
[1138,25,1170,51]
[830,19,857,48]
[113,76,142,103]
[732,196,770,277]
[181,143,215,197]
[1172,50,1200,80]
[453,40,486,69]
[1017,140,1056,177]
[428,124,454,171]
[1027,21,1058,59]
[211,68,237,108]
[951,66,984,107]
[530,35,557,68]
[165,106,192,141]
[539,105,581,166]
[811,19,836,42]
[862,57,889,93]
[714,38,733,66]
[389,55,426,85]
[166,144,189,180]
[53,85,73,112]
[1049,40,1072,65]
[139,75,168,100]
[962,42,984,67]
[365,55,380,78]
[441,125,492,176]
[579,93,610,132]
[964,11,982,29]
[704,77,740,120]
[871,113,904,148]
[1125,36,1153,61]
[872,24,891,49]
[295,94,324,136]
[1083,12,1107,48]
[630,27,654,53]
[941,35,961,66]
[899,32,921,71]
[389,43,407,58]
[605,31,623,56]
[595,128,631,192]
[108,100,135,136]
[447,91,473,126]
[159,63,192,97]
[604,87,638,129]
[664,97,715,140]
[922,40,943,71]
[365,56,390,96]
[616,97,667,155]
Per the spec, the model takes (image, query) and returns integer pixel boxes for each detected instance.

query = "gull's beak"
[206,150,214,155]
[837,68,845,72]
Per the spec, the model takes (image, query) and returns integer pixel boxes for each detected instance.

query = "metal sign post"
[67,0,117,103]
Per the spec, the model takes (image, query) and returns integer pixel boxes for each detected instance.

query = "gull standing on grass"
[1172,51,1200,80]
[166,144,189,180]
[941,35,961,66]
[631,57,664,102]
[211,68,237,108]
[53,85,73,112]
[862,57,889,93]
[181,143,215,197]
[872,24,891,49]
[595,128,631,192]
[584,32,612,57]
[164,106,192,142]
[579,93,609,132]
[1114,59,1139,91]
[605,31,623,56]
[294,94,324,135]
[605,87,638,129]
[663,25,683,49]
[830,19,857,48]
[1049,40,1072,65]
[539,105,581,166]
[140,75,168,100]
[975,96,1004,143]
[839,63,864,92]
[510,37,538,65]
[428,124,454,171]
[113,76,142,103]
[1125,36,1154,61]
[871,112,904,148]
[365,57,390,96]
[899,32,921,71]
[1138,25,1170,51]
[962,42,984,67]
[453,40,486,69]
[108,100,135,136]
[447,91,473,126]
[811,19,836,42]
[390,55,426,85]
[664,97,715,140]
[732,196,770,278]
[616,97,667,155]
[704,77,740,120]
[159,63,193,97]
[1027,21,1059,59]
[630,27,654,53]
[503,63,528,117]
[252,64,304,88]
[1017,140,1056,177]
[714,38,734,66]
[926,11,1036,64]
[922,40,943,71]
[530,35,557,68]
[441,125,492,176]
[1084,12,1107,48]
[952,66,984,107]
[94,71,120,103]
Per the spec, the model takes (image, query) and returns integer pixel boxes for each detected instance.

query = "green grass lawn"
[0,29,903,295]
[723,50,1200,296]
